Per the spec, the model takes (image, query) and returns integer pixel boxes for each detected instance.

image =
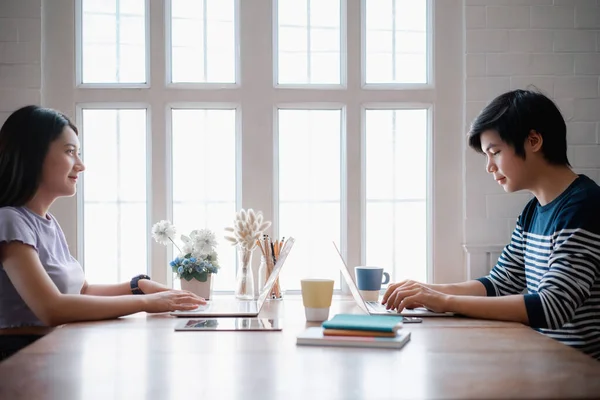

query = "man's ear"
[527,129,543,153]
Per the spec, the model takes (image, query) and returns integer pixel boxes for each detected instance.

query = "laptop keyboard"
[366,301,399,314]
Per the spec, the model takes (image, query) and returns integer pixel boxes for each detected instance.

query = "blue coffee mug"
[355,266,390,291]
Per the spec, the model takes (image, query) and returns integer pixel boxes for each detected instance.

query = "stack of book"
[296,314,411,349]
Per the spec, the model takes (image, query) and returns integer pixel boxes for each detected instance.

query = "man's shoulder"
[554,175,600,230]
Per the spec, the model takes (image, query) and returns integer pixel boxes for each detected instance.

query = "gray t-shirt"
[0,206,85,328]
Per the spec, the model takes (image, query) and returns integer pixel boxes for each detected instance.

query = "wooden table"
[0,296,599,399]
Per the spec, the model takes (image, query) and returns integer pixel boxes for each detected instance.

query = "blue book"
[297,327,411,349]
[321,314,403,333]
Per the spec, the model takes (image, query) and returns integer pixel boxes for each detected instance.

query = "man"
[382,89,600,359]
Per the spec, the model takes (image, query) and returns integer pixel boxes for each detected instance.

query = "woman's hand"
[143,290,206,313]
[137,279,171,294]
[382,280,451,313]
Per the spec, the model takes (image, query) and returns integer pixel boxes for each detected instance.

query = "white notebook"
[296,327,411,349]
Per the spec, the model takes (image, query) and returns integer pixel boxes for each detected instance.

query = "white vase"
[180,274,213,300]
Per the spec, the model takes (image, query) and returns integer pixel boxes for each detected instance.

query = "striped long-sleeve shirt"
[477,175,600,360]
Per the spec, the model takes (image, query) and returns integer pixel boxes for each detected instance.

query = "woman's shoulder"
[0,206,29,222]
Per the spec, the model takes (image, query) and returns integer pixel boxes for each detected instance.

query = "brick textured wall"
[464,0,600,246]
[0,0,41,126]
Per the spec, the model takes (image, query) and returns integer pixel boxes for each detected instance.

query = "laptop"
[333,242,454,317]
[170,237,295,318]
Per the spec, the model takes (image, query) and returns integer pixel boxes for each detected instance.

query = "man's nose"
[486,157,496,174]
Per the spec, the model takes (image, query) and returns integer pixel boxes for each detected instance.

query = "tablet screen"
[175,318,283,331]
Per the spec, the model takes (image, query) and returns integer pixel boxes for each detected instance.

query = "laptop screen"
[332,242,369,314]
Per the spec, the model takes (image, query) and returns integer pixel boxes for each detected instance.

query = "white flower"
[191,229,218,254]
[180,235,194,256]
[151,220,176,245]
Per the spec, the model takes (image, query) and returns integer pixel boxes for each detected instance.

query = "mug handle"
[382,272,390,285]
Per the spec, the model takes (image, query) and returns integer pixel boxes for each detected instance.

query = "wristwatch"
[130,274,151,295]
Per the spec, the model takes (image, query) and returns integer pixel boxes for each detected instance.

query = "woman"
[0,105,205,361]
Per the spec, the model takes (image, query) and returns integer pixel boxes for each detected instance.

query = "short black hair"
[0,105,78,207]
[468,89,570,166]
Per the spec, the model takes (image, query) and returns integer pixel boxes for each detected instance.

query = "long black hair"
[0,105,78,207]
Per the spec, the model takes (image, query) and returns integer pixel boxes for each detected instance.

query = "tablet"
[175,318,283,332]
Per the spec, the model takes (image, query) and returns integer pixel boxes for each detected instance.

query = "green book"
[321,314,404,333]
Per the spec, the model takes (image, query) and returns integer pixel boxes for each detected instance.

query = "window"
[79,0,147,84]
[168,0,237,84]
[364,0,429,85]
[364,108,429,283]
[170,107,237,291]
[47,0,464,291]
[80,108,148,284]
[277,108,342,289]
[275,0,343,85]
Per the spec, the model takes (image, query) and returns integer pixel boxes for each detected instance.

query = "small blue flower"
[190,257,197,263]
[177,266,183,274]
[182,259,189,265]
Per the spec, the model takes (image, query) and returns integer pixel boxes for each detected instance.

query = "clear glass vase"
[235,245,255,300]
[257,255,284,300]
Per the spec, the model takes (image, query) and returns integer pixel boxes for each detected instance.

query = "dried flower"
[224,208,271,251]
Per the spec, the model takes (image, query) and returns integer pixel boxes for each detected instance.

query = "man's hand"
[382,280,451,313]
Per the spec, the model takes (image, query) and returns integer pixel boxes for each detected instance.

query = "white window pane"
[310,28,339,52]
[84,204,119,283]
[119,204,148,281]
[395,31,426,55]
[277,0,341,85]
[310,0,340,28]
[171,19,204,47]
[82,14,116,43]
[120,0,145,15]
[395,53,427,84]
[310,53,340,84]
[278,53,308,84]
[365,0,428,84]
[366,0,393,30]
[172,0,203,18]
[278,0,307,26]
[119,45,146,82]
[206,21,236,82]
[366,202,427,283]
[171,109,237,291]
[367,30,393,54]
[81,110,118,202]
[279,27,308,53]
[81,0,146,83]
[170,0,236,83]
[278,110,341,290]
[396,0,427,31]
[206,0,234,22]
[120,16,145,45]
[365,53,393,83]
[365,109,428,283]
[116,110,147,202]
[171,48,204,83]
[82,109,148,285]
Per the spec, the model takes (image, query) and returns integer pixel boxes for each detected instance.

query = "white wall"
[464,0,600,276]
[0,0,41,126]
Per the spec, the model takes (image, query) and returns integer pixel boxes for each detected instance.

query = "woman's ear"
[527,129,543,153]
